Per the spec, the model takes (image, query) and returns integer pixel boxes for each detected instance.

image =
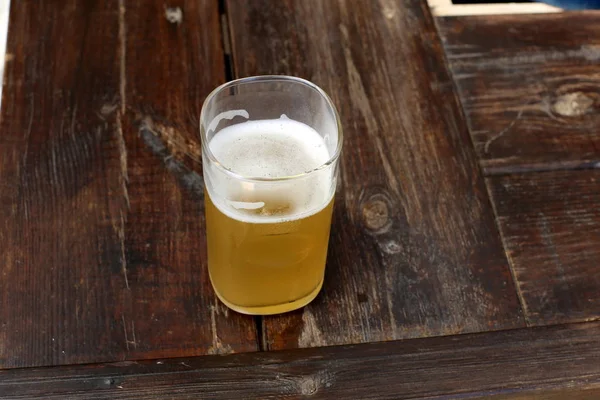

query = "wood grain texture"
[1,322,599,399]
[0,0,256,369]
[488,170,600,326]
[118,0,257,360]
[226,0,524,350]
[437,12,600,175]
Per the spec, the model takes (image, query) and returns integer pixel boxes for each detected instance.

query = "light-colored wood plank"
[428,0,561,16]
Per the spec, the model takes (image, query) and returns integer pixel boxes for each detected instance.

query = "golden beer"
[200,76,342,315]
[205,193,334,315]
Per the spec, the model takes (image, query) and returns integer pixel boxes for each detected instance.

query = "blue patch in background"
[538,0,600,9]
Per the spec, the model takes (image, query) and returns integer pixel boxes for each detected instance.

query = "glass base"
[211,279,324,315]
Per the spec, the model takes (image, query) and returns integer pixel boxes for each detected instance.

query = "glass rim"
[199,75,343,183]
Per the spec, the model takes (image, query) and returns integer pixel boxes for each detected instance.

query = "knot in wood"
[362,196,391,233]
[382,240,402,254]
[295,371,332,396]
[552,92,594,117]
[165,7,183,25]
[100,103,118,116]
[298,376,319,395]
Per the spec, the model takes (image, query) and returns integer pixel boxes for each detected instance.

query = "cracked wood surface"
[226,0,524,350]
[437,12,600,175]
[0,0,256,368]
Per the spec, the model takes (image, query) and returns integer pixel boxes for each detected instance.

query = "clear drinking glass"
[200,76,343,315]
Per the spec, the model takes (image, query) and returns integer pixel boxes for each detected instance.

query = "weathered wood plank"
[0,0,126,369]
[0,0,256,369]
[1,322,599,399]
[488,170,600,326]
[226,0,524,350]
[118,0,257,360]
[437,12,600,175]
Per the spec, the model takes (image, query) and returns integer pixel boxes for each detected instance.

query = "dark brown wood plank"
[226,0,524,350]
[118,0,257,360]
[0,0,256,369]
[437,12,600,175]
[0,0,125,369]
[488,170,600,326]
[1,322,600,399]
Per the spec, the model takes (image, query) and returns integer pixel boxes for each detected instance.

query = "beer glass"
[200,76,342,315]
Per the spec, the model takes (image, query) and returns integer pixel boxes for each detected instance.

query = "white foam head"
[206,118,335,223]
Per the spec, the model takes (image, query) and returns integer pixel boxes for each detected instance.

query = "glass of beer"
[200,76,342,315]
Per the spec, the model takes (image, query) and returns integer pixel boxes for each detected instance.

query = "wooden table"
[1,1,599,398]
